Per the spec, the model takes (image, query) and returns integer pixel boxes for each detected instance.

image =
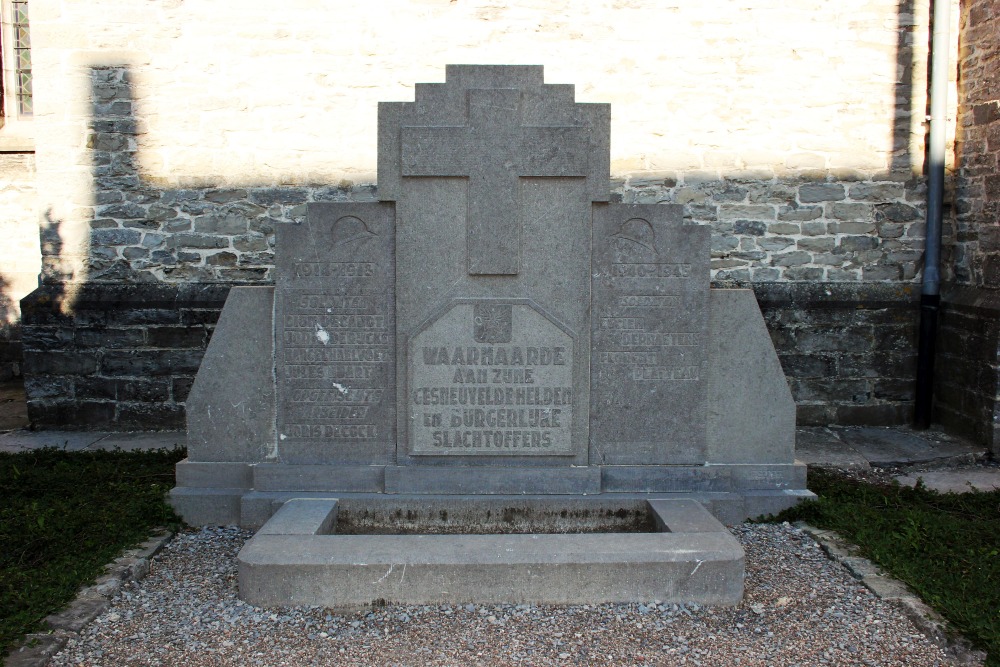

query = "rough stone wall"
[756,284,920,426]
[60,63,934,287]
[0,153,38,380]
[19,281,920,430]
[31,0,950,285]
[84,167,931,285]
[19,1,964,429]
[20,284,226,429]
[952,0,1000,284]
[619,177,927,283]
[936,0,1000,452]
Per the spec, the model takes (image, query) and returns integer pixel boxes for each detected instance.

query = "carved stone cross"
[401,88,589,275]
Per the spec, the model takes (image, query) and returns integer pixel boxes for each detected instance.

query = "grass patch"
[0,447,185,660]
[775,468,1000,666]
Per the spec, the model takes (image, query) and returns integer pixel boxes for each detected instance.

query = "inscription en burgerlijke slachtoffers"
[408,301,575,456]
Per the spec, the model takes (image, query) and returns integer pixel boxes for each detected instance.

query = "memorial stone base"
[171,65,814,607]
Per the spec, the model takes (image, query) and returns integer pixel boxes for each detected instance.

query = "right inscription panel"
[590,205,710,465]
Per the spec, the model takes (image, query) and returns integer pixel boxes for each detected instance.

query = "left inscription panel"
[274,203,396,465]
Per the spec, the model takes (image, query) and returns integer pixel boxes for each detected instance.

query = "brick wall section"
[937,0,1000,452]
[20,284,227,429]
[22,0,959,432]
[754,283,919,426]
[936,286,1000,448]
[20,282,919,430]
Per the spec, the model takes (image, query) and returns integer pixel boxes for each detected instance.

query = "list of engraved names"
[595,263,699,382]
[279,261,390,441]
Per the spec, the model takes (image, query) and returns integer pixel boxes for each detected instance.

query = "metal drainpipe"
[914,0,950,428]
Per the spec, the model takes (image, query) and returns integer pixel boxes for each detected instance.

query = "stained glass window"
[12,0,29,115]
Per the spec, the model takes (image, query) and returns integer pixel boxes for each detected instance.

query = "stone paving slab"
[794,427,870,469]
[895,468,1000,493]
[795,425,988,472]
[835,426,985,467]
[4,632,72,667]
[0,430,185,453]
[0,431,110,453]
[87,431,184,452]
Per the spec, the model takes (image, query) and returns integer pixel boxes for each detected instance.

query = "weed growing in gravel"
[0,447,185,660]
[774,468,1000,667]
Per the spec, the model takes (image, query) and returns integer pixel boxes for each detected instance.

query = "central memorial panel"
[381,65,610,465]
[408,300,575,455]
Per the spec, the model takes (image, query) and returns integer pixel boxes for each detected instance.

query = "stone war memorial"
[171,65,811,608]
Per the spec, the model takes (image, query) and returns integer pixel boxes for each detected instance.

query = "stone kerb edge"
[795,522,986,665]
[4,531,174,667]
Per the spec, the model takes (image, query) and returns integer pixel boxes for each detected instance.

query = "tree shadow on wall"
[20,63,360,429]
[0,207,67,381]
[82,65,369,287]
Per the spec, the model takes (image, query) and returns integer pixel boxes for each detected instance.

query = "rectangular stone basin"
[238,497,744,608]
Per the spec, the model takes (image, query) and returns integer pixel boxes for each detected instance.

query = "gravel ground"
[50,523,958,667]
